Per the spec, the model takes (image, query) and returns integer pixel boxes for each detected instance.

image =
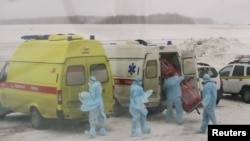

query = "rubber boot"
[85,126,96,138]
[98,127,108,136]
[131,128,140,137]
[142,125,151,134]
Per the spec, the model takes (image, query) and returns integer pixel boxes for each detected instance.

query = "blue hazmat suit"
[199,74,217,133]
[79,76,107,138]
[129,76,152,137]
[163,73,184,125]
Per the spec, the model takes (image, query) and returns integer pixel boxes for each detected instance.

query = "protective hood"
[135,76,142,82]
[134,76,142,86]
[89,76,96,81]
[89,76,97,84]
[203,74,211,81]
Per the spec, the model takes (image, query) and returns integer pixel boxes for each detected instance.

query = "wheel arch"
[241,85,250,104]
[240,85,250,94]
[29,104,41,115]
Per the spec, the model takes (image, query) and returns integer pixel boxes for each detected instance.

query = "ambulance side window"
[145,60,157,78]
[90,64,108,83]
[0,63,9,81]
[66,65,85,85]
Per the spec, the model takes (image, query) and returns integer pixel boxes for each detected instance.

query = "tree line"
[0,13,214,24]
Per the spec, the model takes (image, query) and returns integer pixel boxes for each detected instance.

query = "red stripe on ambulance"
[0,82,57,94]
[114,78,134,85]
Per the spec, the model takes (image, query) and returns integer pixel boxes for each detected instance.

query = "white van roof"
[102,40,178,59]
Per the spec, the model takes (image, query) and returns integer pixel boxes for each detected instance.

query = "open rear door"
[181,50,199,92]
[181,50,201,113]
[143,53,161,102]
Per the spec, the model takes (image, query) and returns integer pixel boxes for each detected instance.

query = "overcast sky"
[0,0,249,24]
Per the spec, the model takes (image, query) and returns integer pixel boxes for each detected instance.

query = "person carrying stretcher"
[163,71,185,125]
[161,58,201,114]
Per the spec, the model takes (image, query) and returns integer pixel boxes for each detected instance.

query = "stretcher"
[181,81,201,113]
[161,59,201,114]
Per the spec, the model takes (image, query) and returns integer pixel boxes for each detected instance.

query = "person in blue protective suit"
[163,72,184,125]
[78,76,108,138]
[129,76,151,137]
[199,74,217,133]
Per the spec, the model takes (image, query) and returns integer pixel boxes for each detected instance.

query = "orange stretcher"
[161,59,201,114]
[181,82,201,113]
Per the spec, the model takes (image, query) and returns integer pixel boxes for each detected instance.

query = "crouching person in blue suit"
[79,76,108,138]
[129,76,152,137]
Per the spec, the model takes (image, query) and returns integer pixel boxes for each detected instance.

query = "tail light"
[57,90,62,105]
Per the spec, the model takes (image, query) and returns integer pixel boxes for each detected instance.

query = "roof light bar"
[21,35,50,40]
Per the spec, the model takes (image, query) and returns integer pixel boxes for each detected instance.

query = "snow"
[1,24,250,141]
[178,37,249,70]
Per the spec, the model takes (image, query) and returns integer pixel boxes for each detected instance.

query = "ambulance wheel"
[0,115,5,120]
[0,104,7,120]
[148,107,165,115]
[112,99,125,117]
[31,107,44,129]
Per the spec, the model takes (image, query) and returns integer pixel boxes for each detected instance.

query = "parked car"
[219,55,250,103]
[197,63,223,105]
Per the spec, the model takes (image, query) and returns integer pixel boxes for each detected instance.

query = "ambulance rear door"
[61,57,88,119]
[143,53,161,102]
[181,50,199,92]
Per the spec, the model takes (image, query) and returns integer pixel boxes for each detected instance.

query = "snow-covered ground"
[0,24,250,141]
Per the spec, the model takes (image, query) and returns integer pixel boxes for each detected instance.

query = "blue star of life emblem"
[128,63,136,75]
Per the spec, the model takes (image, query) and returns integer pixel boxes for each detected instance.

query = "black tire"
[31,107,44,129]
[112,99,125,117]
[216,97,220,105]
[216,89,223,105]
[0,114,5,120]
[0,104,8,120]
[148,106,165,115]
[241,88,250,104]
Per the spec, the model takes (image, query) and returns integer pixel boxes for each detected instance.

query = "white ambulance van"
[102,40,198,116]
[0,34,115,129]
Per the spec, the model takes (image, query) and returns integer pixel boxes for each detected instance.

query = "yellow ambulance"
[0,34,115,129]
